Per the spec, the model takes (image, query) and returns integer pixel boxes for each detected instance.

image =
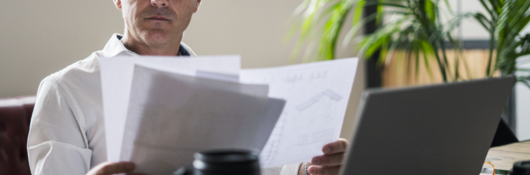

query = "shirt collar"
[102,34,137,58]
[102,33,191,58]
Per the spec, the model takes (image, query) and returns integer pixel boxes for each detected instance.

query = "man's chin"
[140,31,177,46]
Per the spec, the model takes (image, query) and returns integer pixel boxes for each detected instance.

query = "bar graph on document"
[240,58,358,168]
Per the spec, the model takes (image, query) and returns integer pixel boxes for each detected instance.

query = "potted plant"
[472,0,530,87]
[289,0,468,84]
[290,0,530,86]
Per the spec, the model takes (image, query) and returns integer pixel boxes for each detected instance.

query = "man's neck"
[120,33,183,56]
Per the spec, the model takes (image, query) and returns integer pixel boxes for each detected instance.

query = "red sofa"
[0,96,35,175]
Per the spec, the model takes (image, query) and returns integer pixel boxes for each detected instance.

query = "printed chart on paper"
[240,58,358,167]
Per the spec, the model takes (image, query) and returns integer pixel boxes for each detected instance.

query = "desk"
[485,140,530,170]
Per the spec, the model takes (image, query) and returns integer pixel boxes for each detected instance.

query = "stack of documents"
[100,56,358,174]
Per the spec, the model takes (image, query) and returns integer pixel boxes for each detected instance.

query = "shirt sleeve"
[27,76,92,175]
[281,163,301,175]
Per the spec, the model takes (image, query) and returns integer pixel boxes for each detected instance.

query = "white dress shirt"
[27,34,300,175]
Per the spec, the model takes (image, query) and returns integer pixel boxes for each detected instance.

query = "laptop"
[340,77,516,175]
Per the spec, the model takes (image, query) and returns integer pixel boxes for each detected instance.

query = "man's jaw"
[122,28,184,56]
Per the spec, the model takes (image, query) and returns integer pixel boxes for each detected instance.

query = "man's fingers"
[306,138,348,174]
[311,152,344,166]
[307,165,340,175]
[89,162,136,175]
[322,138,348,155]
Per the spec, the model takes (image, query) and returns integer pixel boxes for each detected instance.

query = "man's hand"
[304,138,349,175]
[86,161,147,175]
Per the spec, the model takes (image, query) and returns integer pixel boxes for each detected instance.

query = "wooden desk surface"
[485,140,530,170]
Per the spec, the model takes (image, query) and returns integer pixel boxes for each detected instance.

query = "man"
[27,0,348,174]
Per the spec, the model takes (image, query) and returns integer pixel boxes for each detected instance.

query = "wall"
[0,0,365,140]
[516,60,530,141]
[515,25,530,141]
[0,1,123,97]
[458,0,490,40]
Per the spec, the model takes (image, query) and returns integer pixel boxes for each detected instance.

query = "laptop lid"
[340,77,516,175]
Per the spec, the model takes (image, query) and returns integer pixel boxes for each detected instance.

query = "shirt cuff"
[281,163,302,175]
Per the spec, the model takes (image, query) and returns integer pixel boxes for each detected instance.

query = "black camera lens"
[511,161,530,175]
[193,149,261,175]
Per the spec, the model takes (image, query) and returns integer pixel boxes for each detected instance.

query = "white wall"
[0,1,123,98]
[0,0,365,139]
[516,62,530,141]
[433,0,489,40]
[458,0,491,40]
[515,25,530,141]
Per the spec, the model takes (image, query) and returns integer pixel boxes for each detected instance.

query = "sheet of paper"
[196,70,239,82]
[240,58,359,167]
[100,55,241,162]
[121,64,285,175]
